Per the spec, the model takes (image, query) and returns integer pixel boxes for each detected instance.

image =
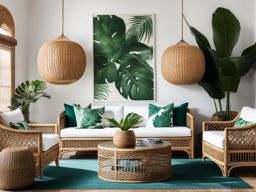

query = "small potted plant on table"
[106,113,142,148]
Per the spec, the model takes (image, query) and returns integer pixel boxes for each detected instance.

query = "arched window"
[0,5,17,112]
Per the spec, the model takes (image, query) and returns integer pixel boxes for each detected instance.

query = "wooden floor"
[2,152,256,192]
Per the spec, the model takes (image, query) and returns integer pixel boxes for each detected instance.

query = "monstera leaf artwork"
[93,15,154,101]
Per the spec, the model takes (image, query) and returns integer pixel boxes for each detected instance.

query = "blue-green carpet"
[30,159,251,190]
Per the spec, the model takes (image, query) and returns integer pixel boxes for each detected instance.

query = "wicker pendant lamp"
[161,0,205,85]
[37,0,86,85]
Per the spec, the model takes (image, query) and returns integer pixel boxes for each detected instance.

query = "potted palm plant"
[106,113,143,148]
[186,7,256,121]
[9,80,51,122]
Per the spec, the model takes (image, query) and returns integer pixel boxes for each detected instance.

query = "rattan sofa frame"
[202,115,256,176]
[58,111,195,159]
[0,122,59,178]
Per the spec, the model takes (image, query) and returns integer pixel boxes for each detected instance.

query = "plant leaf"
[212,7,241,58]
[126,15,153,43]
[116,54,153,100]
[105,113,142,130]
[189,26,225,99]
[238,43,256,76]
[93,15,125,84]
[94,84,111,100]
[219,75,241,92]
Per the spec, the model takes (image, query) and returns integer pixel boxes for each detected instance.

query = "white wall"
[1,0,30,85]
[24,0,256,134]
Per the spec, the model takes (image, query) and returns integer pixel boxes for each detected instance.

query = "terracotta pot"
[113,130,136,148]
[211,111,238,121]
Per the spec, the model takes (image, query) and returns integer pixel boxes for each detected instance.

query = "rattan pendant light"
[37,0,86,85]
[161,0,205,85]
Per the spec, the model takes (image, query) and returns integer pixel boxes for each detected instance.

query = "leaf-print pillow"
[74,105,105,129]
[146,103,174,127]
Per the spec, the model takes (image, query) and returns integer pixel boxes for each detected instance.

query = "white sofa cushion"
[203,131,225,149]
[240,106,256,123]
[133,127,191,137]
[0,108,24,126]
[61,127,120,138]
[42,134,59,151]
[61,127,191,138]
[123,106,148,127]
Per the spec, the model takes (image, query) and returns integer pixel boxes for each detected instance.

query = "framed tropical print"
[93,14,155,101]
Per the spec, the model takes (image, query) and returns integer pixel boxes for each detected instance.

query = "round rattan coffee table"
[98,141,171,183]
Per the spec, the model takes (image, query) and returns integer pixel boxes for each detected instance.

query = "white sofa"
[58,105,195,158]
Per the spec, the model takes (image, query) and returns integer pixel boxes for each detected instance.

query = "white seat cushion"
[0,108,24,126]
[61,127,120,138]
[61,127,191,138]
[203,131,225,149]
[240,106,256,123]
[42,134,59,151]
[133,127,191,137]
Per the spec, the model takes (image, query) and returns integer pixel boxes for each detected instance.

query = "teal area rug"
[31,159,251,190]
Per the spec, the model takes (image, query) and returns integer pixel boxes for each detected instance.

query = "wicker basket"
[0,147,35,190]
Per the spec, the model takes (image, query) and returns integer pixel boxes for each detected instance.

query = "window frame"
[0,5,17,111]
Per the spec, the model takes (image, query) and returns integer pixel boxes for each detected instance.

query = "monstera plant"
[93,15,154,100]
[187,7,256,120]
[9,80,51,122]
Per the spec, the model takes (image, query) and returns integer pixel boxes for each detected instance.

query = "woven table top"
[98,141,171,151]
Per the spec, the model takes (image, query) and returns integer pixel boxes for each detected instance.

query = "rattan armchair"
[202,115,256,176]
[0,122,59,178]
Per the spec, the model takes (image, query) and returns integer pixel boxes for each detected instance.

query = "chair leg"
[223,165,229,177]
[55,158,60,167]
[202,156,207,163]
[39,168,43,179]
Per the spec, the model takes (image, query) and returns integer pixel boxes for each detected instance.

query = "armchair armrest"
[0,123,43,154]
[225,124,256,150]
[58,111,66,132]
[202,116,238,132]
[186,112,195,130]
[29,124,58,134]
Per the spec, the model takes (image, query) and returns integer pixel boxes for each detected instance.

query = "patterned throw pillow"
[147,103,174,127]
[10,120,30,130]
[74,105,105,129]
[234,118,253,127]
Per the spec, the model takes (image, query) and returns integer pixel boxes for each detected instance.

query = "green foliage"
[94,84,111,100]
[212,8,241,58]
[78,108,104,128]
[126,16,153,43]
[93,15,154,100]
[106,113,143,131]
[153,110,173,127]
[188,7,256,120]
[10,80,51,122]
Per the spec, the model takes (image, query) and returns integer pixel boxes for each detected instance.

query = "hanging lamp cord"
[61,0,64,37]
[181,0,184,41]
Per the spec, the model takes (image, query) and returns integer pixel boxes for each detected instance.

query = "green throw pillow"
[173,103,188,126]
[234,118,253,127]
[74,105,105,129]
[10,120,30,130]
[147,103,174,127]
[64,103,91,127]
